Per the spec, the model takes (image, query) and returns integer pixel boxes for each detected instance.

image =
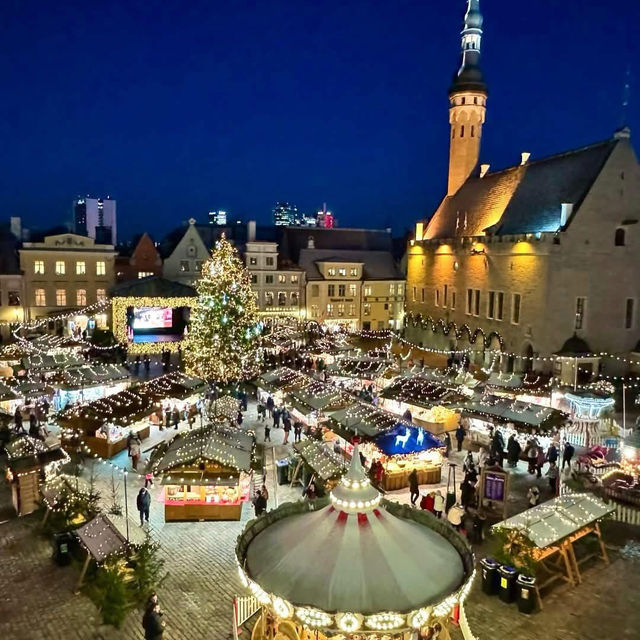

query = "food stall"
[325,356,396,393]
[0,380,20,414]
[152,424,254,521]
[52,364,131,410]
[5,436,69,516]
[327,403,445,489]
[380,375,466,435]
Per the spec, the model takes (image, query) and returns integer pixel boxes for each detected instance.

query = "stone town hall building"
[405,0,640,374]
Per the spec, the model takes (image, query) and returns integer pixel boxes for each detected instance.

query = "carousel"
[235,444,475,639]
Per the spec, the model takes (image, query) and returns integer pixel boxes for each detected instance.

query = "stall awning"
[256,367,307,392]
[293,439,346,482]
[492,493,614,548]
[75,515,129,562]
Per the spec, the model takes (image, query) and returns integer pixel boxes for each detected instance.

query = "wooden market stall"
[492,493,614,605]
[290,438,346,490]
[5,436,69,516]
[256,367,307,407]
[58,372,206,458]
[379,375,466,435]
[152,424,255,521]
[52,364,131,410]
[285,379,351,429]
[327,403,445,490]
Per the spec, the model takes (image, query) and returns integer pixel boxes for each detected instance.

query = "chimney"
[307,235,315,249]
[560,203,574,227]
[247,220,256,242]
[521,152,531,165]
[415,222,424,241]
[480,164,490,178]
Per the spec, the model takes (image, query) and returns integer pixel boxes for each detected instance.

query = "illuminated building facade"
[273,202,299,226]
[115,233,163,282]
[406,0,640,371]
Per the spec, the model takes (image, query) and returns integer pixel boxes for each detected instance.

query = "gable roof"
[298,248,402,280]
[425,139,618,239]
[110,276,196,298]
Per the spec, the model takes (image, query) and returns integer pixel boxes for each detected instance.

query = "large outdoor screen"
[133,307,173,330]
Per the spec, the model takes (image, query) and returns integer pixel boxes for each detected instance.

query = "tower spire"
[446,0,488,197]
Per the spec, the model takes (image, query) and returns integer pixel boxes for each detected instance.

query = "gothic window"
[452,127,456,139]
[471,125,475,137]
[615,228,625,246]
[460,125,465,138]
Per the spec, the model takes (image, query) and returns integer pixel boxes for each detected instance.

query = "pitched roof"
[425,139,618,239]
[110,276,196,298]
[298,248,402,280]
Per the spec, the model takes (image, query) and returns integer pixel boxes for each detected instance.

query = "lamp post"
[123,471,130,543]
[622,383,627,433]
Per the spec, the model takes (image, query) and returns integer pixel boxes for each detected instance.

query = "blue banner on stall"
[375,424,443,456]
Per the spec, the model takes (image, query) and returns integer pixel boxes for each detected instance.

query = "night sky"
[0,0,638,241]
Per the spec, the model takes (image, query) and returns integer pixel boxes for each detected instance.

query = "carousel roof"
[240,447,471,619]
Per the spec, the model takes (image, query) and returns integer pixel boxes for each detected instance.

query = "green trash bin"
[516,575,537,614]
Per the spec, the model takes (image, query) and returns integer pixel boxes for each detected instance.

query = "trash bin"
[480,557,500,595]
[516,575,537,614]
[52,532,73,566]
[276,458,289,485]
[498,565,518,603]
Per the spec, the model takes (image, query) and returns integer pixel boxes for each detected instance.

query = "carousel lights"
[407,607,432,629]
[295,607,333,628]
[272,596,294,619]
[248,579,271,605]
[364,612,404,631]
[335,612,362,633]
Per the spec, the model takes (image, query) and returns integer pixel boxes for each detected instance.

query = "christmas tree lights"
[183,236,262,382]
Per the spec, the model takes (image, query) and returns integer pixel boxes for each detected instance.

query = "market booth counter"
[5,436,69,516]
[327,403,445,490]
[152,424,255,521]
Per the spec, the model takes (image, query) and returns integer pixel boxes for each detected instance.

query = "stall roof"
[326,358,391,379]
[75,515,129,562]
[493,493,614,548]
[381,376,468,409]
[154,424,254,478]
[457,394,568,431]
[257,367,307,391]
[293,439,346,482]
[287,380,350,413]
[22,351,86,371]
[57,364,130,389]
[0,381,18,401]
[485,372,552,392]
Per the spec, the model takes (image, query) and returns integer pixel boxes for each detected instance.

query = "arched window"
[451,127,456,139]
[460,125,465,137]
[615,228,626,246]
[470,125,475,138]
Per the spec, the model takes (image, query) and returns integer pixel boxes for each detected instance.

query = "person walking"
[136,487,151,526]
[282,417,291,444]
[433,490,445,518]
[526,441,539,475]
[455,424,466,452]
[562,441,575,471]
[253,489,267,516]
[164,406,171,430]
[264,422,271,442]
[142,601,165,640]
[14,407,25,435]
[172,405,180,430]
[257,403,266,422]
[506,434,521,468]
[527,485,541,508]
[547,442,559,465]
[273,407,281,429]
[408,468,419,506]
[129,437,141,471]
[460,479,477,510]
[444,432,452,457]
[293,421,302,443]
[546,461,560,495]
[266,395,274,417]
[536,445,546,479]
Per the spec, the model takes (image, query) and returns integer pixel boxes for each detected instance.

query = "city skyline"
[0,0,638,240]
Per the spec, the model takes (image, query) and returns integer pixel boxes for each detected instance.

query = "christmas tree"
[183,235,262,381]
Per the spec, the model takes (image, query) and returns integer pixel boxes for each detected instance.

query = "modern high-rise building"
[73,196,117,245]
[316,203,335,228]
[208,210,228,225]
[273,202,299,226]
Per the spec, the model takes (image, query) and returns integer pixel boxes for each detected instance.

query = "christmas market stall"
[289,438,346,491]
[285,379,351,429]
[5,436,69,516]
[379,375,466,435]
[326,403,445,490]
[492,493,614,604]
[151,423,255,521]
[58,372,206,458]
[325,355,396,394]
[0,380,20,414]
[52,364,131,410]
[460,394,570,452]
[256,367,307,406]
[235,446,475,639]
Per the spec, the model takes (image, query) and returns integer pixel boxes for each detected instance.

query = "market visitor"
[303,479,317,500]
[447,503,464,531]
[443,431,452,457]
[257,402,266,421]
[433,490,445,518]
[408,468,419,506]
[562,441,575,470]
[420,491,435,512]
[129,437,141,470]
[536,445,546,479]
[264,422,271,442]
[266,395,274,416]
[273,407,281,428]
[460,478,477,510]
[477,446,489,468]
[236,411,243,427]
[282,417,291,444]
[253,489,267,516]
[526,441,539,475]
[506,434,521,467]
[293,421,303,443]
[171,405,180,430]
[527,485,540,508]
[137,487,151,526]
[261,483,269,502]
[455,423,466,452]
[547,443,559,465]
[142,601,165,639]
[490,430,505,466]
[145,472,154,488]
[546,461,559,495]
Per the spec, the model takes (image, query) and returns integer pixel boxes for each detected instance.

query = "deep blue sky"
[0,0,637,241]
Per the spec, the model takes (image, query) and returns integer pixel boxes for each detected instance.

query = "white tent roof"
[493,493,614,548]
